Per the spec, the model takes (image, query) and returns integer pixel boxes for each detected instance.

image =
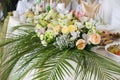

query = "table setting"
[1,0,120,80]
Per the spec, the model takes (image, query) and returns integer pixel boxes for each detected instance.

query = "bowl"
[105,42,120,62]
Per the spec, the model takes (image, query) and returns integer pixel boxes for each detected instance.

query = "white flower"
[59,13,65,18]
[82,33,91,44]
[51,20,58,25]
[56,4,68,14]
[66,12,73,19]
[26,18,33,23]
[38,13,46,19]
[89,18,96,24]
[74,22,83,29]
[82,33,87,40]
[85,22,93,29]
[58,19,68,26]
[71,31,80,40]
[41,40,47,46]
[88,26,97,34]
[40,35,44,40]
[81,17,89,22]
[92,26,97,33]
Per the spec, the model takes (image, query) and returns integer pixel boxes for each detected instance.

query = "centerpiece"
[35,9,101,50]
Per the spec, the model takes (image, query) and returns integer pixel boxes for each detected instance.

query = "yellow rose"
[76,39,86,50]
[25,11,34,18]
[68,25,77,33]
[62,27,69,34]
[28,13,34,18]
[89,33,101,45]
[53,25,62,33]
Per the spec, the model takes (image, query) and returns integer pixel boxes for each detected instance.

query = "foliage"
[1,28,120,80]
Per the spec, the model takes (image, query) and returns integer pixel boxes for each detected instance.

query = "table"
[6,16,120,80]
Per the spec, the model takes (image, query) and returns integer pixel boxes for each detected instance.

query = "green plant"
[1,26,120,80]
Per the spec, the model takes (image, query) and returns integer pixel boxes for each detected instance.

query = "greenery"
[1,26,120,80]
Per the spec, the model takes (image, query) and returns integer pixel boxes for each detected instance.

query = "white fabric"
[97,0,120,31]
[99,0,113,24]
[16,0,34,15]
[6,16,21,38]
[86,0,99,4]
[72,0,82,12]
[111,8,120,26]
[50,2,57,9]
[97,25,120,33]
[16,1,28,15]
[66,2,72,11]
[6,16,27,38]
[0,3,3,19]
[56,2,71,14]
[98,0,120,25]
[111,0,120,26]
[56,3,67,14]
[72,0,78,10]
[72,0,100,11]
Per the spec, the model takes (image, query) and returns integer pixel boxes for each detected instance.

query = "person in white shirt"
[16,0,35,15]
[96,0,120,32]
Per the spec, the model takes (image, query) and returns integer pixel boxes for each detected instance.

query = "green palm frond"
[1,28,120,80]
[72,50,120,80]
[10,24,35,32]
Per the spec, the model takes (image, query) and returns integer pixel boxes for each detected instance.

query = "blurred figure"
[0,0,3,20]
[16,0,34,15]
[2,0,19,18]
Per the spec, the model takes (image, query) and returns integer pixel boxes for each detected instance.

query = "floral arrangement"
[35,9,101,50]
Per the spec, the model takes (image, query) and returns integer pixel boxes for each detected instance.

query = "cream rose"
[47,23,53,29]
[53,25,62,33]
[89,33,101,45]
[62,27,69,34]
[76,39,86,50]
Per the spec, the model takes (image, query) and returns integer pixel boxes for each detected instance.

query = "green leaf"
[1,27,120,80]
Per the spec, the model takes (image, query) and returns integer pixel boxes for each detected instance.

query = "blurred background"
[0,0,19,38]
[1,0,19,20]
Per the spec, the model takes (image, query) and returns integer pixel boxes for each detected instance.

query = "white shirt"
[16,0,34,15]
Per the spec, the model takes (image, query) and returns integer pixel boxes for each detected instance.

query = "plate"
[105,42,120,62]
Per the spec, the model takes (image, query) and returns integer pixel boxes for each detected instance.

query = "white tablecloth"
[6,16,21,38]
